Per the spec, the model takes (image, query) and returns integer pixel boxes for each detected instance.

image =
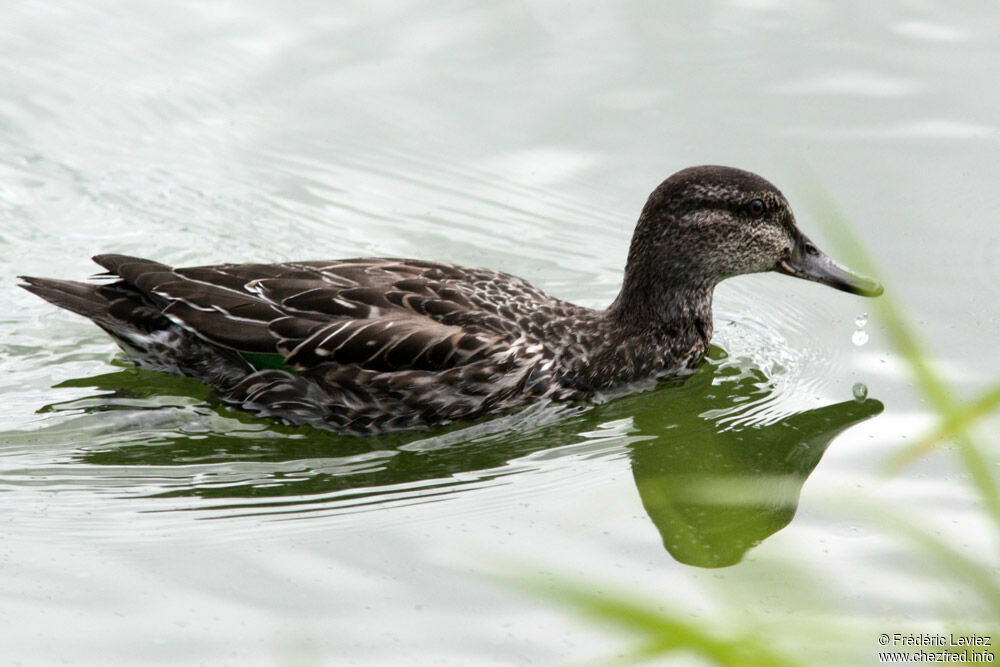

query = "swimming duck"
[20,166,882,434]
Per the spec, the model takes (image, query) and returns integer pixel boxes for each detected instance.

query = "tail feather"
[19,274,253,389]
[92,254,173,284]
[18,276,117,324]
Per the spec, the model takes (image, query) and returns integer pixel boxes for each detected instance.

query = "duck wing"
[91,254,555,374]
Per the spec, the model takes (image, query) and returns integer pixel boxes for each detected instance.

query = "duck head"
[623,165,883,298]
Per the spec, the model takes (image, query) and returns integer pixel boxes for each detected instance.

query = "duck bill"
[775,232,883,297]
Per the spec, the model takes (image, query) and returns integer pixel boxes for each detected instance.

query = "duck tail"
[18,273,181,346]
[18,276,119,325]
[19,274,253,389]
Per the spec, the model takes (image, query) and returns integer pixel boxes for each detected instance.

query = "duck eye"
[748,199,766,218]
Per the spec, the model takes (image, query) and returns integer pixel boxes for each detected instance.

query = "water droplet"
[852,382,868,401]
[852,330,869,346]
[855,313,868,328]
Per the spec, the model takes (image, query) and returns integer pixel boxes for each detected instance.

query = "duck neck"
[584,269,716,385]
[608,272,715,343]
[605,206,717,352]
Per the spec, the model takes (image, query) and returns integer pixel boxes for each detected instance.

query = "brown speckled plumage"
[19,166,882,434]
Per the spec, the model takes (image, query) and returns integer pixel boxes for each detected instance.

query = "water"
[852,311,870,345]
[853,382,869,402]
[2,2,998,665]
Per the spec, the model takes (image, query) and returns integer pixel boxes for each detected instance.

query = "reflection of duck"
[622,356,884,568]
[58,350,882,567]
[20,166,881,433]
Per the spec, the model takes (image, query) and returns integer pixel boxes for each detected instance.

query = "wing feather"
[281,315,501,371]
[162,301,277,352]
[90,254,564,373]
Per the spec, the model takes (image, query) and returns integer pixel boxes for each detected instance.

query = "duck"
[19,166,882,434]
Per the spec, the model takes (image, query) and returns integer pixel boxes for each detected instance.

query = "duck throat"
[596,277,716,383]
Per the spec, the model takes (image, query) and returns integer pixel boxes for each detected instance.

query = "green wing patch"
[240,351,297,373]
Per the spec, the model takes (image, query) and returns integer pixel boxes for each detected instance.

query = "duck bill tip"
[776,257,884,298]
